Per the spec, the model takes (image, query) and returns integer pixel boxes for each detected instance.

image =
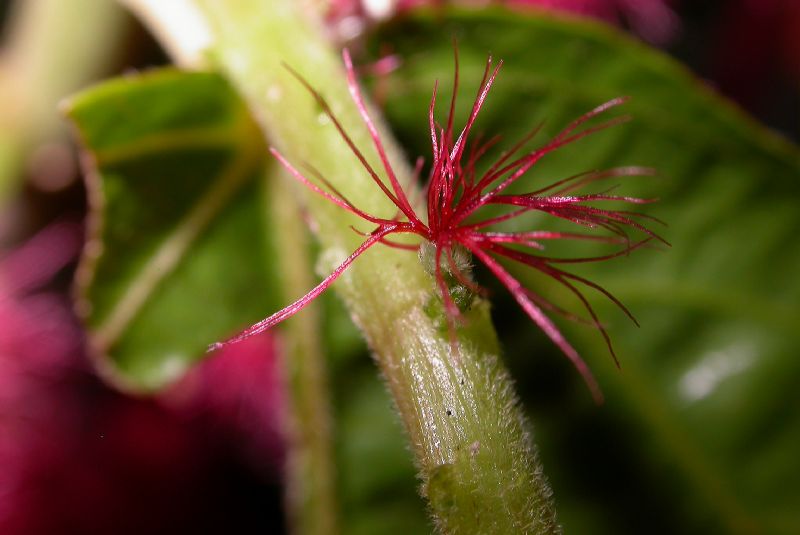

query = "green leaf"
[64,69,276,392]
[374,9,800,534]
[63,66,431,532]
[65,67,427,532]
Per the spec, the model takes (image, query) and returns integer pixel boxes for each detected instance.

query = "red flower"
[212,50,665,402]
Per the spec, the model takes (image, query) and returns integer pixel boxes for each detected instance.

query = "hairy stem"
[123,0,561,532]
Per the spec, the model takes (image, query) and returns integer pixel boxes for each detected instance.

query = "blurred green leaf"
[65,69,277,392]
[65,67,426,531]
[374,9,800,535]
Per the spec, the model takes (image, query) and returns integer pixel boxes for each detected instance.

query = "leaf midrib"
[94,125,240,165]
[92,144,259,351]
[87,104,263,352]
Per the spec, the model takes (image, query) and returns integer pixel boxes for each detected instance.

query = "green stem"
[0,0,128,203]
[124,0,561,532]
[116,3,341,531]
[267,163,339,535]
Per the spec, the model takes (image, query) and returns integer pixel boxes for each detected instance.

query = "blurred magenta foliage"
[326,0,799,142]
[0,224,285,534]
[711,0,800,111]
[327,0,681,44]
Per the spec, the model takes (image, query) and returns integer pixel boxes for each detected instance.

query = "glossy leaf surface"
[65,70,275,391]
[372,9,800,534]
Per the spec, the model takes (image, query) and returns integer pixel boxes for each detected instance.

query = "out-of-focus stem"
[117,3,341,532]
[0,0,128,203]
[266,163,339,535]
[124,0,561,532]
